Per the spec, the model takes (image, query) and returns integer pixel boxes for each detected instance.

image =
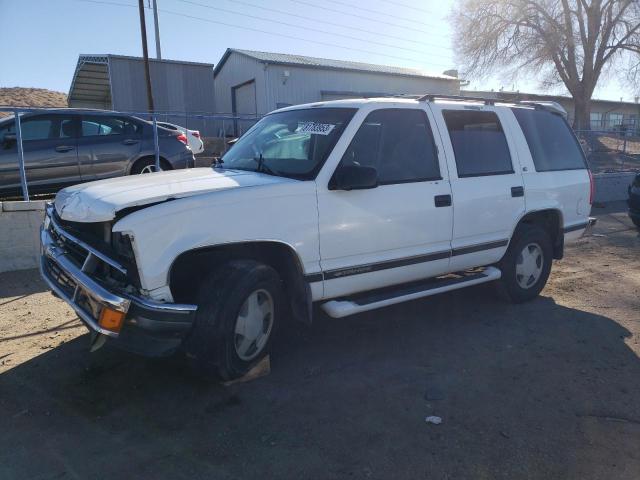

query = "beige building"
[461,90,640,132]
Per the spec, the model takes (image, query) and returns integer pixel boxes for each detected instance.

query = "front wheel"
[184,260,284,381]
[497,225,553,303]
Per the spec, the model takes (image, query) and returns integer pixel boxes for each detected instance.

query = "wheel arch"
[169,240,313,325]
[512,208,565,259]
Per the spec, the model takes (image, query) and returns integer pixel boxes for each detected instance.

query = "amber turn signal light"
[98,307,126,333]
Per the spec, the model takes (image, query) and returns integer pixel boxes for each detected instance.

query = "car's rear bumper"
[40,205,197,356]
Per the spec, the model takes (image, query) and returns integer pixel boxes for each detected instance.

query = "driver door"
[316,107,453,299]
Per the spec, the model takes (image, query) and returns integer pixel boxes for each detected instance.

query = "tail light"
[588,169,594,205]
[176,133,188,145]
[191,131,200,138]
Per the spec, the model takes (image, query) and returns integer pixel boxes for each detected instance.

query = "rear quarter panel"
[503,109,591,242]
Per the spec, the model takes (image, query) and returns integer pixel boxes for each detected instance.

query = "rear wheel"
[497,225,553,303]
[184,260,283,381]
[130,157,165,174]
[631,216,640,229]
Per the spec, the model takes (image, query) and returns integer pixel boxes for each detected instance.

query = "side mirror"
[330,164,378,191]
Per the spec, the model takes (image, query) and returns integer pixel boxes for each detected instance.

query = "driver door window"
[340,108,441,184]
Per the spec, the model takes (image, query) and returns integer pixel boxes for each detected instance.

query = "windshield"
[221,107,356,180]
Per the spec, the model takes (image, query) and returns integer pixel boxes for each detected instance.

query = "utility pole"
[138,0,154,111]
[152,0,162,60]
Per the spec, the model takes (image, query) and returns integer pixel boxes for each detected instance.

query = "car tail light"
[176,133,188,145]
[192,131,200,138]
[588,169,594,205]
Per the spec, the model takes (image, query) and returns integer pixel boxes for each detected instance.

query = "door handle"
[434,194,452,207]
[55,145,74,153]
[511,186,524,197]
[123,139,139,145]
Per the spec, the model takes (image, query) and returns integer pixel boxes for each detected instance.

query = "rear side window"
[512,108,587,171]
[341,108,441,184]
[443,110,513,177]
[81,116,139,137]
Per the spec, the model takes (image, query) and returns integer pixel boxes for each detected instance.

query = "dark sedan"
[629,173,640,229]
[0,110,194,196]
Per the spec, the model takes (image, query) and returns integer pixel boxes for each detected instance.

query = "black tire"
[632,216,640,229]
[184,260,284,381]
[497,224,553,303]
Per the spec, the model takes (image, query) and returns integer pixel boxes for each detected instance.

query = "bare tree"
[452,0,640,129]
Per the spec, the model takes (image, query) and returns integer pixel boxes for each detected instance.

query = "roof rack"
[418,94,496,105]
[416,93,569,116]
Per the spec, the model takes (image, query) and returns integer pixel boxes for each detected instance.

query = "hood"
[55,168,292,222]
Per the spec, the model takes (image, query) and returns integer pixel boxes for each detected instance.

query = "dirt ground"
[1,202,639,480]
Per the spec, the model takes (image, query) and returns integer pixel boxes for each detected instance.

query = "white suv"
[40,96,595,379]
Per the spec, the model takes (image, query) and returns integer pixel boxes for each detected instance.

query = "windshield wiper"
[254,153,278,176]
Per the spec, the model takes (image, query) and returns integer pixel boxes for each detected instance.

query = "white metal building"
[214,49,460,134]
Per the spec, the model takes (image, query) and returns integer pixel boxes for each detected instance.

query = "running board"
[321,267,502,318]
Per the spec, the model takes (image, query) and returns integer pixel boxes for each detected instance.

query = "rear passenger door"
[317,107,453,299]
[77,115,142,180]
[429,104,525,271]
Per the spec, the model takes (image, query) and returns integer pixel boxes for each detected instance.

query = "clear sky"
[0,0,633,101]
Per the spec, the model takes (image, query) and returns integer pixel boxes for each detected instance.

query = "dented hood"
[55,168,290,222]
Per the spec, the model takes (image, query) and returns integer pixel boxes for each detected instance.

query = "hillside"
[0,87,68,117]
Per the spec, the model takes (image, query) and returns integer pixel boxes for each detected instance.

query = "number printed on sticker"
[296,122,336,135]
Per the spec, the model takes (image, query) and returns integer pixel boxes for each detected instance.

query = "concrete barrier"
[593,172,636,203]
[0,201,46,273]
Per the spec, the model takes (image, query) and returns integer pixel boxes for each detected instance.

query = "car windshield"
[221,107,356,179]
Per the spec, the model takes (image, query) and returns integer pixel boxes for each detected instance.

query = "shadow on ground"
[1,284,639,479]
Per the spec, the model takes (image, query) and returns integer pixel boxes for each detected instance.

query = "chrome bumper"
[40,204,197,344]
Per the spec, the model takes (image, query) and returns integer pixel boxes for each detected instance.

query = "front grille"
[44,257,77,298]
[49,225,89,267]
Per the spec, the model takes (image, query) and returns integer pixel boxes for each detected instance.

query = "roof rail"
[418,94,496,105]
[417,93,562,114]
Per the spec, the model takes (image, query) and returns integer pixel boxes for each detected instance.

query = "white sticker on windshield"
[296,122,336,135]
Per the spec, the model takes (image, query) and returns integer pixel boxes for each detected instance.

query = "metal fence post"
[222,119,227,154]
[152,114,160,171]
[14,110,29,201]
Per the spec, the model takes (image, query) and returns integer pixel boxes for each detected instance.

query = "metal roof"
[68,54,215,108]
[214,48,457,81]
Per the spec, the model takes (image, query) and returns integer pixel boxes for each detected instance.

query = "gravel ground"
[1,202,639,480]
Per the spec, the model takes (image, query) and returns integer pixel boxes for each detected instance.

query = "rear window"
[442,110,513,177]
[512,108,587,171]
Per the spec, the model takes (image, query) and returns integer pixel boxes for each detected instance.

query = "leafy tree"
[452,0,640,129]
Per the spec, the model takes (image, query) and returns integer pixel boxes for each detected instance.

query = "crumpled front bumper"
[39,205,197,357]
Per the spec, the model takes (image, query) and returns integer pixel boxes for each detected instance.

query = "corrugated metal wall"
[109,57,216,134]
[213,53,266,117]
[263,64,459,113]
[214,52,459,123]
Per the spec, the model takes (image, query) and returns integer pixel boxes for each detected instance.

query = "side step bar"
[321,267,502,318]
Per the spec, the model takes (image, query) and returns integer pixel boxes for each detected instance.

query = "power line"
[323,0,445,28]
[222,0,452,51]
[76,0,455,70]
[375,0,437,14]
[159,7,454,69]
[176,0,452,60]
[289,0,437,35]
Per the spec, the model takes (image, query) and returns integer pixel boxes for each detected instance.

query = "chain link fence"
[575,127,640,174]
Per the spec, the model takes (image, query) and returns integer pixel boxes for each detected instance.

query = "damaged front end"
[40,203,197,357]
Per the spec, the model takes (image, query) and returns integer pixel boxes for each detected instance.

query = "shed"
[68,54,216,133]
[214,49,461,135]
